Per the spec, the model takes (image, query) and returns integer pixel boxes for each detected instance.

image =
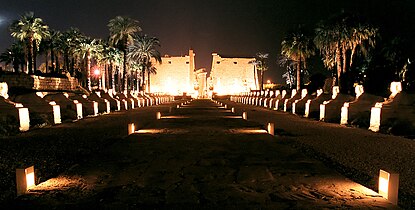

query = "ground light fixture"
[16,166,35,195]
[128,123,135,135]
[267,123,275,136]
[379,169,399,205]
[242,112,247,120]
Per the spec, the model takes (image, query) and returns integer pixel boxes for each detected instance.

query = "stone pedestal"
[0,98,30,132]
[69,94,98,116]
[320,94,355,123]
[44,93,81,120]
[369,92,415,134]
[293,89,318,115]
[284,89,305,112]
[340,93,384,126]
[89,92,111,114]
[12,93,61,126]
[304,93,331,118]
[101,92,121,111]
[115,93,131,110]
[274,90,289,111]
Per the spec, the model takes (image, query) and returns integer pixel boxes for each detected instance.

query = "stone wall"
[209,53,257,95]
[151,49,195,95]
[0,74,78,91]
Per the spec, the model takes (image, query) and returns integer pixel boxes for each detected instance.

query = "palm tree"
[314,13,378,93]
[105,47,123,92]
[48,30,64,74]
[108,16,141,92]
[0,42,25,72]
[281,28,315,90]
[254,52,269,91]
[278,55,296,89]
[128,34,161,92]
[75,38,103,91]
[10,12,50,74]
[63,28,85,76]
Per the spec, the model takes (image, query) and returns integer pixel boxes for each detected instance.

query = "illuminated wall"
[150,49,195,95]
[209,53,257,95]
[0,74,78,91]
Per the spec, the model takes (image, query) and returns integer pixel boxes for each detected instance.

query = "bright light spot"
[160,116,189,119]
[223,116,243,119]
[390,82,402,98]
[229,128,268,134]
[242,112,247,120]
[267,123,274,135]
[52,105,61,124]
[136,129,164,134]
[18,108,30,131]
[94,69,100,76]
[26,172,35,189]
[379,177,389,197]
[267,80,271,84]
[128,123,135,135]
[31,176,88,191]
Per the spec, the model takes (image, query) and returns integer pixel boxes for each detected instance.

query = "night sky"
[0,0,414,83]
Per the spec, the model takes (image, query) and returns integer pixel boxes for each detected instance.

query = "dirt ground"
[6,99,400,209]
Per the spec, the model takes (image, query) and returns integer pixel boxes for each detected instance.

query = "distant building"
[150,50,258,97]
[151,49,196,95]
[209,53,258,95]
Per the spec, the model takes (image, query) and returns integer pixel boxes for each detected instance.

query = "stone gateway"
[150,50,258,97]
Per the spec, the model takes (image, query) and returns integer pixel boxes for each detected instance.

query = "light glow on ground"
[160,116,190,119]
[229,128,268,134]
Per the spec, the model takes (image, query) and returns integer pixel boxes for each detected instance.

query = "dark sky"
[0,0,414,83]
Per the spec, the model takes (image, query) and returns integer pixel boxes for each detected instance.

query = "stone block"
[320,94,354,122]
[44,93,80,120]
[304,93,332,118]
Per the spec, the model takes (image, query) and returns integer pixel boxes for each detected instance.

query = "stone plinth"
[12,93,60,126]
[304,93,332,118]
[126,92,140,108]
[44,93,82,120]
[369,92,415,134]
[101,92,121,111]
[340,93,384,126]
[115,93,130,110]
[320,94,355,123]
[0,74,78,91]
[89,92,111,114]
[69,94,98,116]
[274,90,290,111]
[292,90,317,115]
[284,89,302,112]
[0,97,30,133]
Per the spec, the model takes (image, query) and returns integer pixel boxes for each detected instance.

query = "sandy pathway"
[12,99,396,209]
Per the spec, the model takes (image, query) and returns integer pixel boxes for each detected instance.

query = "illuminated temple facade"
[209,53,257,95]
[151,50,196,95]
[150,50,258,97]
